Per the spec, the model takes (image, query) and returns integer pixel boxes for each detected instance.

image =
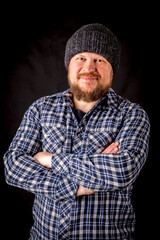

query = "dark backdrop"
[1,3,157,240]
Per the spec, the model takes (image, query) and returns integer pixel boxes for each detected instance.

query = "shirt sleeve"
[3,100,77,201]
[51,104,150,192]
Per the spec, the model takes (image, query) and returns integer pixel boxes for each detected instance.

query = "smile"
[79,77,98,82]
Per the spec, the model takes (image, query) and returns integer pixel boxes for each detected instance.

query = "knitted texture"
[64,23,121,74]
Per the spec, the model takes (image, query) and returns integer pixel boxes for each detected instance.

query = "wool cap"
[64,23,121,74]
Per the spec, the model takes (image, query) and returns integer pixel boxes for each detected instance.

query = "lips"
[80,76,98,81]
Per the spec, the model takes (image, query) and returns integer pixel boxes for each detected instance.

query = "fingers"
[102,142,119,154]
[76,185,95,196]
[33,152,52,168]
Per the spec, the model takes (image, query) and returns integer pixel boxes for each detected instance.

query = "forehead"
[72,52,107,61]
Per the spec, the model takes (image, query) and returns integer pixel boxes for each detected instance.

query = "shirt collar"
[62,88,119,110]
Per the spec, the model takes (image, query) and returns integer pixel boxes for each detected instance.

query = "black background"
[1,2,158,239]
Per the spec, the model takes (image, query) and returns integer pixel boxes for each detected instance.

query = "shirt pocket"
[41,126,66,153]
[86,130,116,154]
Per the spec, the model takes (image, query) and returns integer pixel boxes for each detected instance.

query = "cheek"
[68,64,80,78]
[69,60,82,72]
[101,68,113,83]
[68,71,77,83]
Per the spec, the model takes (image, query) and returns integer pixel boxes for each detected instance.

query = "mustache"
[77,73,101,79]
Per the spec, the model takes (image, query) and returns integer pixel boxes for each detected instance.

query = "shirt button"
[76,131,81,137]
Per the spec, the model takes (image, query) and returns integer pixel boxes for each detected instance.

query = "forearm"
[70,151,145,190]
[51,148,148,192]
[76,142,119,196]
[4,149,77,201]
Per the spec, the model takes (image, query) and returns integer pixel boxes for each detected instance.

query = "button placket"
[58,201,72,239]
[75,126,83,138]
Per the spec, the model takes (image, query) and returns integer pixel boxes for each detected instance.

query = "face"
[68,52,113,102]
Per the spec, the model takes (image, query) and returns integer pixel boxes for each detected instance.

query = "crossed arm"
[34,142,119,196]
[4,101,150,201]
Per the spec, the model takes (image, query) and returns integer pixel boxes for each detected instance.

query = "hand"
[102,142,119,154]
[34,151,53,168]
[76,142,119,197]
[76,185,95,196]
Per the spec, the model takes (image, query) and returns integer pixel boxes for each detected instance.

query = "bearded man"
[4,23,150,240]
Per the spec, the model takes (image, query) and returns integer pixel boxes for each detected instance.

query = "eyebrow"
[76,54,86,57]
[75,53,107,62]
[76,53,104,59]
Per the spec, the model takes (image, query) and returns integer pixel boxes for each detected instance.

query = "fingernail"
[113,147,119,154]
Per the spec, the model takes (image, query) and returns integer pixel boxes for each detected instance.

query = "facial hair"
[68,72,112,102]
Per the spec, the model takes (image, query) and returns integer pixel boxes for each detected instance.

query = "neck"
[73,96,99,113]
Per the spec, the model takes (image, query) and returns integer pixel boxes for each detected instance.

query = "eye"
[96,59,103,62]
[78,57,84,61]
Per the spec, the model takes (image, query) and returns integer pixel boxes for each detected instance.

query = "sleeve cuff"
[51,154,71,175]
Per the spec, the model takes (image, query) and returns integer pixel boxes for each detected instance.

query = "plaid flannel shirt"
[4,88,150,240]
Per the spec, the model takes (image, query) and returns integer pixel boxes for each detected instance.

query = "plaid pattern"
[4,88,150,239]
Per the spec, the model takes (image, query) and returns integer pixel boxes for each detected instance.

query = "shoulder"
[29,89,69,110]
[24,89,70,119]
[107,88,150,124]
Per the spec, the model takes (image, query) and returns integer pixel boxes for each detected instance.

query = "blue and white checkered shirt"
[4,88,150,239]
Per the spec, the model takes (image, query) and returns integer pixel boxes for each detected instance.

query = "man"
[4,23,150,239]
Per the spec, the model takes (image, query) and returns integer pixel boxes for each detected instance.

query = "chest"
[40,106,123,154]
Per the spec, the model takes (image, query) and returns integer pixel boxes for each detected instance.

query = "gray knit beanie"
[64,23,121,74]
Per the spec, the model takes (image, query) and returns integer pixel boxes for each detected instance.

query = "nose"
[81,59,96,73]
